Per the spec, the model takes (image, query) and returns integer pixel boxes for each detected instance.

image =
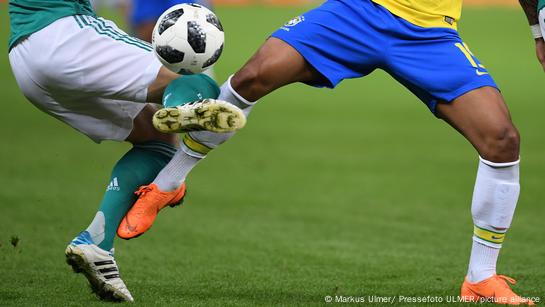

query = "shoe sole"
[65,245,131,302]
[153,99,246,133]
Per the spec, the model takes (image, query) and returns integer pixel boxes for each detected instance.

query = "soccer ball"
[152,4,224,74]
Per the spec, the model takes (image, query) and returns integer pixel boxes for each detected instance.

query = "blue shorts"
[131,0,213,26]
[271,0,498,113]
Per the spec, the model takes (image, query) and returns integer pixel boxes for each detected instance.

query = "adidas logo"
[106,177,120,191]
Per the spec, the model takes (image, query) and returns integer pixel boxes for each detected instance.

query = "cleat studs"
[152,101,245,133]
[155,109,168,118]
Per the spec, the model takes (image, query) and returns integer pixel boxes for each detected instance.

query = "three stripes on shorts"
[73,15,152,51]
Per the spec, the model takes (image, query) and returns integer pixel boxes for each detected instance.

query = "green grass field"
[1,3,544,306]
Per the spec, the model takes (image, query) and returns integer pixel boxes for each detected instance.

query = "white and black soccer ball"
[152,4,224,74]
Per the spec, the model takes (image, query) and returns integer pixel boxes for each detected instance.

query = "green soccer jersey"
[8,0,95,51]
[539,0,545,13]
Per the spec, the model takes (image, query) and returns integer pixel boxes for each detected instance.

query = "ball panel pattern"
[202,43,223,68]
[158,9,185,35]
[152,4,225,74]
[156,45,185,64]
[187,21,206,54]
[206,14,223,32]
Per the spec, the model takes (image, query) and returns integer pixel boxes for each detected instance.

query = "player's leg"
[67,77,223,300]
[435,89,532,305]
[65,14,244,248]
[116,74,228,239]
[156,37,314,180]
[64,104,177,303]
[231,37,320,101]
[9,14,239,302]
[56,15,241,246]
[117,37,322,238]
[75,72,229,248]
[120,0,385,239]
[383,13,532,303]
[82,104,176,246]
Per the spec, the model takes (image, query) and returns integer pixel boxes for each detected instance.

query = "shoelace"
[135,185,154,197]
[130,186,158,216]
[497,275,517,286]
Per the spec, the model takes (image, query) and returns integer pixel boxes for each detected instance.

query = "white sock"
[467,241,499,283]
[86,212,105,245]
[466,157,520,283]
[153,76,255,191]
[181,75,255,157]
[153,149,201,191]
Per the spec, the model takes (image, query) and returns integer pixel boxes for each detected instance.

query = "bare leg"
[436,86,519,163]
[231,37,323,101]
[117,37,327,239]
[440,87,528,303]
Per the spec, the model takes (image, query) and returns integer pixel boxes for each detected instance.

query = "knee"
[479,125,520,163]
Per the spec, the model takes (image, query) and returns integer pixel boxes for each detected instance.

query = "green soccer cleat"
[153,99,246,133]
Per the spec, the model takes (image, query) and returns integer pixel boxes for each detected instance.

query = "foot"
[461,275,534,305]
[153,99,246,133]
[65,231,134,302]
[117,183,186,240]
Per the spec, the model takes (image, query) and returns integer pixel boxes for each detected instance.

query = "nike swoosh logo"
[491,235,504,240]
[476,69,489,76]
[125,217,138,232]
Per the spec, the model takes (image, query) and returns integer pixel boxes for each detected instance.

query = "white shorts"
[540,9,545,38]
[8,15,163,143]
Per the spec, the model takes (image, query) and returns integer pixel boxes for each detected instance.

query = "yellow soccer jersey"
[371,0,462,29]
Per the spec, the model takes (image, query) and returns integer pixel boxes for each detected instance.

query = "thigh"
[385,21,498,114]
[269,0,388,88]
[231,37,321,101]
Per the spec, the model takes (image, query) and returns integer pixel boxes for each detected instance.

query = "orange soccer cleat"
[117,183,186,240]
[461,275,534,305]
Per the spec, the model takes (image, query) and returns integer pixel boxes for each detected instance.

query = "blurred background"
[1,0,544,305]
[87,0,523,41]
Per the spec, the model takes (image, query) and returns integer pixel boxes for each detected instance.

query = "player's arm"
[518,0,545,71]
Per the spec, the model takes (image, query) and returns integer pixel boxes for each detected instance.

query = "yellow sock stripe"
[182,133,212,155]
[473,225,506,245]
